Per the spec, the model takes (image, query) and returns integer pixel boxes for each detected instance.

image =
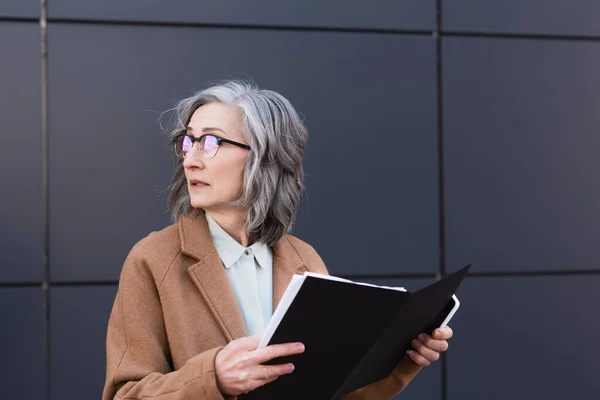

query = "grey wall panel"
[48,24,174,282]
[443,37,600,273]
[291,38,438,276]
[0,288,46,399]
[50,285,117,400]
[447,275,600,399]
[49,0,435,31]
[443,0,600,37]
[48,24,438,280]
[0,22,43,283]
[0,0,39,18]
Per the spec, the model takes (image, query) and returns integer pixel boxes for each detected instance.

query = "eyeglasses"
[172,133,251,159]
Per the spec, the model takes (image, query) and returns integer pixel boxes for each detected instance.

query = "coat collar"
[204,211,271,270]
[178,212,308,341]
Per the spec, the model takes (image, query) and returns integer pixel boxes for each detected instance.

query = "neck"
[206,209,252,247]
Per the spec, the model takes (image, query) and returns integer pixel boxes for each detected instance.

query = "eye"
[181,135,193,154]
[203,135,219,152]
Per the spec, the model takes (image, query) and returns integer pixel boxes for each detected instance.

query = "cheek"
[212,159,246,196]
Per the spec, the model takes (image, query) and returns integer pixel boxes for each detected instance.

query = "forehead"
[188,102,244,138]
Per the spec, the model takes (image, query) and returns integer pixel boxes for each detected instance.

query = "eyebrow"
[186,126,229,137]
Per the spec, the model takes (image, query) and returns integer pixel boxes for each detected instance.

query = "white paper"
[258,274,306,348]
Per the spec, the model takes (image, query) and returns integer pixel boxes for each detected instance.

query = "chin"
[188,191,239,211]
[189,198,210,209]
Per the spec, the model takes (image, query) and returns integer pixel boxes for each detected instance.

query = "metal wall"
[1,1,598,399]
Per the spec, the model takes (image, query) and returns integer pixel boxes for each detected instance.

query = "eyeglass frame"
[172,132,251,159]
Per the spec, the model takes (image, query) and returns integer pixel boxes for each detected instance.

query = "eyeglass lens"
[177,135,220,159]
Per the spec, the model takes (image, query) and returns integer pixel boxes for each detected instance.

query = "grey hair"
[164,80,308,247]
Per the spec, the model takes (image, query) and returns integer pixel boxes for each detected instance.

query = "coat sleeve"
[102,245,231,400]
[304,244,423,400]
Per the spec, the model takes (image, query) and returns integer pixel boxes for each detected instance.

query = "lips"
[190,179,209,187]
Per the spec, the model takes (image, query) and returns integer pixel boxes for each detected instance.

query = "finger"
[418,333,449,352]
[407,349,431,366]
[433,326,453,340]
[254,363,295,381]
[253,342,305,365]
[411,339,440,363]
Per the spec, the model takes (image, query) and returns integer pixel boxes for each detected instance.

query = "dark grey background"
[443,37,600,274]
[443,0,600,36]
[447,275,600,399]
[0,0,39,18]
[0,22,44,283]
[47,0,435,31]
[0,288,46,399]
[1,1,598,399]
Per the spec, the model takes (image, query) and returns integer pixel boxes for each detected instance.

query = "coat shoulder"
[121,221,182,282]
[283,234,317,256]
[132,221,181,258]
[283,234,328,274]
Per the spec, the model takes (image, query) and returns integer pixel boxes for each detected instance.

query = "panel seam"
[40,0,50,399]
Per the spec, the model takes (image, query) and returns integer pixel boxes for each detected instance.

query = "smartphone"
[421,294,461,338]
[439,294,460,328]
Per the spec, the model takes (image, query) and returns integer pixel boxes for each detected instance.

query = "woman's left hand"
[407,326,453,366]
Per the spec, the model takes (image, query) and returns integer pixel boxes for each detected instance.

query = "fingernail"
[412,339,418,347]
[420,334,427,341]
[434,330,440,338]
[286,364,295,373]
[297,343,305,352]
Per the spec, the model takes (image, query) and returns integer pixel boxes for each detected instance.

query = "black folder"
[240,265,471,400]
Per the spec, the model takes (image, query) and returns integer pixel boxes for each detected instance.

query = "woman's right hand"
[214,335,305,396]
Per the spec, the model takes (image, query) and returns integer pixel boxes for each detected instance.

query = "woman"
[102,80,453,400]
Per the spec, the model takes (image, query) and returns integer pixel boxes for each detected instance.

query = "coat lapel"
[272,237,308,311]
[179,213,248,341]
[178,213,309,341]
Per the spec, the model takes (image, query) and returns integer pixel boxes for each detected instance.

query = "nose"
[182,145,205,170]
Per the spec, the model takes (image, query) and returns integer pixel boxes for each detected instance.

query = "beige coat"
[102,213,422,399]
